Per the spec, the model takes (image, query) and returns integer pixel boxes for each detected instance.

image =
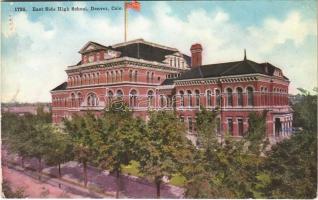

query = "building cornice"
[66,57,188,73]
[175,73,289,86]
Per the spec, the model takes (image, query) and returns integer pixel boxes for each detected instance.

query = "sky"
[1,0,317,103]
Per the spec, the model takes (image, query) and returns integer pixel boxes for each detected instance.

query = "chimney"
[190,43,203,68]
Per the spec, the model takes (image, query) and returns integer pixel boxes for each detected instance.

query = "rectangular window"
[238,119,244,136]
[227,118,233,135]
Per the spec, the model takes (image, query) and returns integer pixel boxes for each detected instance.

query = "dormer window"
[88,54,94,63]
[96,52,100,61]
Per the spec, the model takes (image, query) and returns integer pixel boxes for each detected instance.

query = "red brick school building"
[51,39,292,142]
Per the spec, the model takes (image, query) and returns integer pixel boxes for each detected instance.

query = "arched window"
[147,72,150,83]
[237,87,243,106]
[151,72,154,83]
[187,90,192,107]
[90,74,94,84]
[82,74,86,85]
[207,90,212,106]
[264,88,268,105]
[216,89,221,106]
[88,74,92,84]
[93,73,97,84]
[111,71,115,83]
[120,70,123,82]
[160,95,165,108]
[227,88,233,106]
[115,71,119,82]
[130,90,137,107]
[116,90,123,100]
[87,93,99,107]
[96,73,100,84]
[93,74,97,84]
[147,90,154,107]
[78,76,81,85]
[247,87,254,106]
[195,90,200,106]
[129,70,133,82]
[71,93,76,107]
[180,91,184,107]
[106,72,110,83]
[134,70,138,82]
[108,91,113,106]
[78,92,83,107]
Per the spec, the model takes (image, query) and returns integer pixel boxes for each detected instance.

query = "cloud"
[1,2,316,102]
[247,11,316,52]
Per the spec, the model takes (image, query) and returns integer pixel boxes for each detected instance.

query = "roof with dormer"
[112,39,191,66]
[77,39,191,66]
[161,59,288,85]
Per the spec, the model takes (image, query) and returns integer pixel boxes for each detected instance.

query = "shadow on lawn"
[46,162,182,198]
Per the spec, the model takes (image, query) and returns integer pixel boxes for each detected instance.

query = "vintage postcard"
[1,0,317,199]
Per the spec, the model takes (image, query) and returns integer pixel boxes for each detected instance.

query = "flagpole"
[124,2,127,42]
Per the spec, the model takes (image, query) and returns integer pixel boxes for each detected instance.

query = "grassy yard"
[121,160,142,177]
[121,161,186,187]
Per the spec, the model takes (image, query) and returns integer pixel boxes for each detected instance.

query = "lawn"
[121,161,186,187]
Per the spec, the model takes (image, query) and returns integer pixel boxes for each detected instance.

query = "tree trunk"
[156,181,161,199]
[83,161,87,187]
[58,163,61,188]
[58,163,61,178]
[116,170,120,198]
[83,161,88,187]
[21,156,24,168]
[38,158,42,180]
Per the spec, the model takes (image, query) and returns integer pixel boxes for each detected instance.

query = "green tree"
[293,88,317,131]
[98,103,145,198]
[185,107,264,198]
[195,106,219,149]
[257,131,317,198]
[1,112,20,141]
[5,114,36,168]
[44,127,73,185]
[35,105,51,123]
[254,88,317,198]
[138,110,190,198]
[64,113,101,187]
[27,123,56,180]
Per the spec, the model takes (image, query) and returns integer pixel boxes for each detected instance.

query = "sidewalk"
[3,165,85,198]
[3,150,184,198]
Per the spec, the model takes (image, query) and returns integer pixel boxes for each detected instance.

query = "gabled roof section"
[177,59,288,80]
[111,39,190,65]
[51,82,67,91]
[79,41,110,54]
